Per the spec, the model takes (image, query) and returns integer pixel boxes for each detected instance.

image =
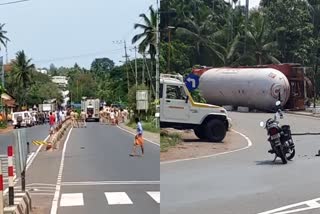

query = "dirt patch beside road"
[160,129,248,162]
[0,125,13,134]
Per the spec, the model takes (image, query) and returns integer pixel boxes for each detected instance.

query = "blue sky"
[0,0,156,69]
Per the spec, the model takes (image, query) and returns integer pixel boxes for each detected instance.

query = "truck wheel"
[194,126,206,140]
[205,119,226,142]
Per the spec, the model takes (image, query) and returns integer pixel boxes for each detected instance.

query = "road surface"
[161,112,320,214]
[24,122,159,213]
[0,124,49,191]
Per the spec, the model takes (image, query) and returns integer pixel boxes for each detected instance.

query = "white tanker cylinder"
[198,68,290,111]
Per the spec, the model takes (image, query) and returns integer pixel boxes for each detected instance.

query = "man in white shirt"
[110,110,115,125]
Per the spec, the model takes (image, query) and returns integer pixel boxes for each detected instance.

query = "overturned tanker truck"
[194,64,313,112]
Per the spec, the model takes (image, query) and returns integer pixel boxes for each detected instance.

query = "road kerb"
[116,125,160,147]
[161,129,253,165]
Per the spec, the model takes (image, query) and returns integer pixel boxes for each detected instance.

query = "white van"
[12,111,34,128]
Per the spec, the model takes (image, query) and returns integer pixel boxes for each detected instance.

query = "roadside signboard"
[136,90,149,110]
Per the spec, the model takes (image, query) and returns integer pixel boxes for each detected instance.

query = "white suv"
[160,74,231,142]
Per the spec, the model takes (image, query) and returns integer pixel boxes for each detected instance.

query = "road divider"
[47,118,72,151]
[3,191,32,214]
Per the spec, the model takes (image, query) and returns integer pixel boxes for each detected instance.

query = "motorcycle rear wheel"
[276,145,287,164]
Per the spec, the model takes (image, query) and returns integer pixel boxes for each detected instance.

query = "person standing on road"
[80,110,86,128]
[61,111,65,122]
[110,109,115,125]
[49,112,56,136]
[130,118,144,157]
[70,110,76,127]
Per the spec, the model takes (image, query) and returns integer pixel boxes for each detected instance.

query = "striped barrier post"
[0,159,3,214]
[8,146,14,206]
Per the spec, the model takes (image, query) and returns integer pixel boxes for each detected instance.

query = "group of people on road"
[99,106,128,126]
[69,109,86,128]
[46,106,144,157]
[48,110,67,135]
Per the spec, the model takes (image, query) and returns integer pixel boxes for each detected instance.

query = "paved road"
[52,123,160,214]
[0,124,49,190]
[161,112,320,214]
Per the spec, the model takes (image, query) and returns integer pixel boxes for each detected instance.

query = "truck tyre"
[194,126,206,140]
[205,119,226,142]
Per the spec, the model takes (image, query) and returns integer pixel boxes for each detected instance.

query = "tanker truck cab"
[160,73,231,142]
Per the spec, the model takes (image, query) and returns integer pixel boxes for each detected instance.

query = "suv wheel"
[194,126,206,140]
[205,119,226,142]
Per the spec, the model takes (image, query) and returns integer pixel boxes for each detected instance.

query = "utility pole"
[167,26,174,73]
[123,41,130,92]
[0,56,3,88]
[5,40,8,64]
[113,40,130,93]
[142,53,145,85]
[134,46,138,86]
[155,0,160,127]
[245,0,249,55]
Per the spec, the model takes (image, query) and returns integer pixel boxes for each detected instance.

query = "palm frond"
[132,32,146,44]
[139,13,152,27]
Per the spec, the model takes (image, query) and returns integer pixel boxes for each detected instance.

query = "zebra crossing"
[59,191,160,207]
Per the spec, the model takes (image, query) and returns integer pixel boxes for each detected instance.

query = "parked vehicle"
[81,98,100,122]
[160,73,231,142]
[260,101,296,164]
[12,111,34,128]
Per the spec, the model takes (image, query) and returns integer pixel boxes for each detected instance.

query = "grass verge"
[127,120,160,133]
[160,130,181,152]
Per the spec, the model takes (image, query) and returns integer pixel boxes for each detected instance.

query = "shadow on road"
[182,138,223,143]
[255,160,291,166]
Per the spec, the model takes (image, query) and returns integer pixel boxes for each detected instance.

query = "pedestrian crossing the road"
[59,191,160,207]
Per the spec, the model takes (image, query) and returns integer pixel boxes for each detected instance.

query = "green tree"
[91,58,115,74]
[11,51,35,107]
[132,6,157,59]
[262,0,314,64]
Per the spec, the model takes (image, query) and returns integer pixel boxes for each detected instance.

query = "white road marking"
[258,198,320,214]
[30,193,55,196]
[147,191,160,203]
[50,128,73,214]
[105,192,133,205]
[26,135,50,170]
[161,129,253,165]
[3,135,50,195]
[26,152,35,164]
[60,193,84,207]
[62,180,160,186]
[116,125,160,147]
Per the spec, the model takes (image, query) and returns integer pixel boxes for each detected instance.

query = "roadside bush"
[127,117,159,133]
[0,120,7,129]
[160,131,181,152]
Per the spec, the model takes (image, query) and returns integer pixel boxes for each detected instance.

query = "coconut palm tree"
[132,6,157,59]
[12,50,35,106]
[0,23,9,50]
[226,10,280,66]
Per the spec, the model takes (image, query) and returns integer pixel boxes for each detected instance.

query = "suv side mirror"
[185,96,189,103]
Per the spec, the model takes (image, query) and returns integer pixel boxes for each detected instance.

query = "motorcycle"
[260,101,295,164]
